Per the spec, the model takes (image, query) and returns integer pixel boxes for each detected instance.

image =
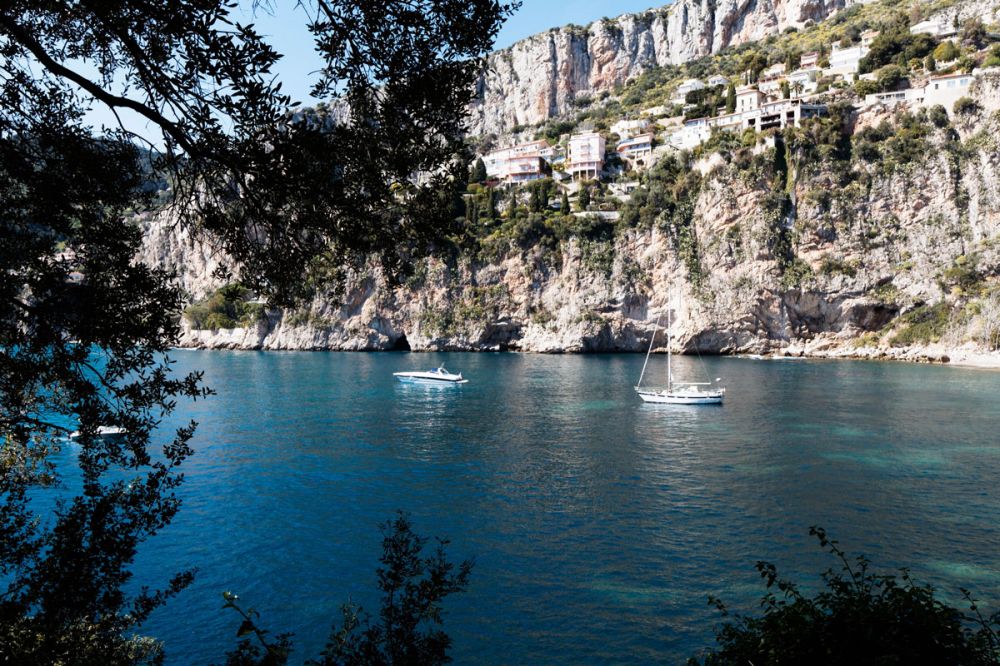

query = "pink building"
[483,139,550,184]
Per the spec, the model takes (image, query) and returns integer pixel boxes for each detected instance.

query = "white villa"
[800,51,820,69]
[862,70,978,114]
[673,78,706,103]
[911,17,959,39]
[567,132,606,180]
[670,96,827,148]
[924,71,975,109]
[610,118,652,139]
[669,118,712,150]
[640,104,670,117]
[787,66,821,95]
[483,139,550,184]
[708,74,730,87]
[828,41,868,78]
[616,133,655,169]
[736,86,765,113]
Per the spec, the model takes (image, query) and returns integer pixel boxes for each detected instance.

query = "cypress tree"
[726,82,736,113]
[470,157,488,184]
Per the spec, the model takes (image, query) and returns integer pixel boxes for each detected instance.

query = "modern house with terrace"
[616,133,655,169]
[923,71,975,109]
[670,95,827,148]
[787,66,821,95]
[483,139,551,185]
[758,63,787,94]
[567,132,606,180]
[827,40,868,78]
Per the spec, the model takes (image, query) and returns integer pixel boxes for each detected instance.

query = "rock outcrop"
[469,0,854,135]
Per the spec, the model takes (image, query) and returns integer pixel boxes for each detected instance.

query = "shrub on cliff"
[184,284,267,330]
[689,528,1000,666]
[890,302,952,347]
[859,15,935,74]
[954,97,979,116]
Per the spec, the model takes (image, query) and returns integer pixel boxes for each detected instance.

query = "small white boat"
[69,426,128,441]
[393,366,468,384]
[635,297,725,406]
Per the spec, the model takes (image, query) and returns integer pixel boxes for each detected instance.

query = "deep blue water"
[110,352,1000,663]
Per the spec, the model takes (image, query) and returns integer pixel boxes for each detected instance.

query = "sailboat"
[634,302,725,405]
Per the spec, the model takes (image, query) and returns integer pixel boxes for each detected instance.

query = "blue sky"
[248,1,662,105]
[85,1,663,135]
[243,0,667,104]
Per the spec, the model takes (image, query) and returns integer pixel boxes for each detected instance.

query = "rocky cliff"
[469,0,854,135]
[143,72,1000,365]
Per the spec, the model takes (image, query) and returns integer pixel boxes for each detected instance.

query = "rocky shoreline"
[173,323,1000,369]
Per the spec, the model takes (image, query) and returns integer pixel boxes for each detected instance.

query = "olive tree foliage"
[222,513,472,666]
[0,0,514,662]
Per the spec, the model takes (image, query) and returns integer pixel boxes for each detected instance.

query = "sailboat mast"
[637,316,658,388]
[667,303,672,390]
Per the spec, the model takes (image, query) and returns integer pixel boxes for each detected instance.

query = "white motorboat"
[634,298,725,405]
[393,366,468,384]
[69,425,128,441]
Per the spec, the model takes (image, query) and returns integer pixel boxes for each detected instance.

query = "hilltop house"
[923,71,975,109]
[708,74,730,87]
[863,70,976,114]
[758,63,787,94]
[827,40,868,78]
[910,17,958,39]
[567,132,606,180]
[483,139,550,184]
[800,51,820,69]
[669,118,711,150]
[787,66,820,95]
[736,86,765,113]
[673,78,706,103]
[610,118,652,139]
[616,133,655,169]
[670,97,827,148]
[640,104,670,117]
[864,88,926,108]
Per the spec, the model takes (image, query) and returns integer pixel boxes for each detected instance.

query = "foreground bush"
[690,528,1000,665]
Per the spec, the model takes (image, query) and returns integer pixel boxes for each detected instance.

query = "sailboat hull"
[635,389,724,405]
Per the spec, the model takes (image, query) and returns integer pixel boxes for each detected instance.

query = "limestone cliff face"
[469,0,852,135]
[148,75,1000,361]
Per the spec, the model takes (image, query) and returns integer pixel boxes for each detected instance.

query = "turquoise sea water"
[118,352,1000,663]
